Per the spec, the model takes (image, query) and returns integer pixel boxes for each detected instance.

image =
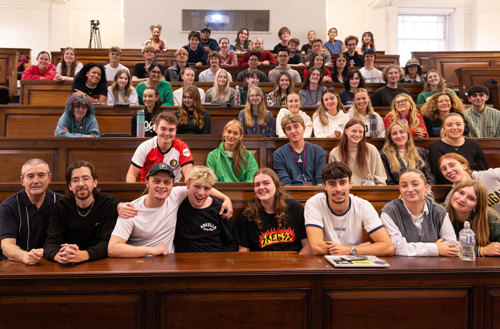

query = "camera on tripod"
[88,19,102,48]
[90,20,100,28]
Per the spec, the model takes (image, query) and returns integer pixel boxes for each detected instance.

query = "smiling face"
[284,122,305,143]
[251,38,263,52]
[286,94,301,113]
[280,31,290,42]
[362,33,372,45]
[322,92,338,113]
[37,53,50,71]
[277,51,289,66]
[309,69,321,84]
[223,124,242,148]
[68,166,97,202]
[346,39,357,54]
[148,66,162,83]
[63,49,75,66]
[336,56,346,69]
[440,158,469,183]
[393,95,410,116]
[238,29,249,42]
[313,55,324,67]
[182,68,195,85]
[189,36,200,49]
[323,177,351,205]
[246,74,259,88]
[307,31,316,41]
[116,72,129,90]
[349,73,360,89]
[468,91,488,108]
[288,42,298,53]
[354,91,369,112]
[254,173,277,205]
[442,115,465,139]
[247,55,259,69]
[21,164,51,199]
[182,91,194,109]
[143,89,159,110]
[344,123,365,146]
[219,38,229,51]
[152,27,161,40]
[209,56,220,68]
[386,67,401,84]
[427,71,440,87]
[217,71,228,87]
[248,89,262,106]
[154,119,176,146]
[451,185,477,215]
[187,180,212,209]
[73,105,88,122]
[86,66,101,86]
[437,94,452,116]
[146,172,174,203]
[311,41,322,53]
[364,53,375,66]
[390,123,409,149]
[399,171,428,204]
[278,74,290,91]
[143,50,155,61]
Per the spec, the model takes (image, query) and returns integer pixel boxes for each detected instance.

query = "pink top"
[220,50,238,66]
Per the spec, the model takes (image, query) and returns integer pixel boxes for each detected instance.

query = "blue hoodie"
[54,94,100,137]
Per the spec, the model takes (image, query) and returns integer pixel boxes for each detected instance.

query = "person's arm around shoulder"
[209,186,233,219]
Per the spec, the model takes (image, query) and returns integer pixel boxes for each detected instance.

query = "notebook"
[324,255,390,268]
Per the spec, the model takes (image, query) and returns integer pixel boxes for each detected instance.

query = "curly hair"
[73,62,107,90]
[421,92,465,121]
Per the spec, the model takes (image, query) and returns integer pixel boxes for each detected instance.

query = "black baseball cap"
[146,163,175,179]
[201,27,211,33]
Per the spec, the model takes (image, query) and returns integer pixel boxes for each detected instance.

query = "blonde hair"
[313,88,345,127]
[421,92,465,121]
[187,165,216,186]
[211,69,231,103]
[349,88,375,120]
[243,87,271,128]
[110,69,133,103]
[386,93,421,132]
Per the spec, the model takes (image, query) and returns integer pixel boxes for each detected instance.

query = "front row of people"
[1,157,499,266]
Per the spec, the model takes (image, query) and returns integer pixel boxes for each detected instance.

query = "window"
[182,10,270,32]
[398,14,449,65]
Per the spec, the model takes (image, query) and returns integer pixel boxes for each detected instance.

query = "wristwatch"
[350,246,358,256]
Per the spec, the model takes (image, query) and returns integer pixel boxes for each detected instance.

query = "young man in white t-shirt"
[304,161,393,256]
[104,46,130,82]
[359,49,383,83]
[108,163,233,257]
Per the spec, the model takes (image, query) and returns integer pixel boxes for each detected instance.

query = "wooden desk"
[0,49,19,100]
[0,253,499,329]
[411,50,500,74]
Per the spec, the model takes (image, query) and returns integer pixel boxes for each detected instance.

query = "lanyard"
[308,88,320,105]
[289,143,307,182]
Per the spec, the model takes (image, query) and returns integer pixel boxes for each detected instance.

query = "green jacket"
[206,142,258,182]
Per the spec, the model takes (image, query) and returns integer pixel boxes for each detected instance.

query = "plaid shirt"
[465,106,500,137]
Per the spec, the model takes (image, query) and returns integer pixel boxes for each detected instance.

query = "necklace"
[76,200,95,217]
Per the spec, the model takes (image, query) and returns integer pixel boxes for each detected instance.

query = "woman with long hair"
[131,87,161,137]
[357,31,375,54]
[331,54,348,83]
[380,121,435,185]
[312,88,349,138]
[339,69,365,106]
[421,91,468,137]
[347,88,385,138]
[204,69,236,105]
[107,69,138,105]
[299,67,327,106]
[416,69,456,104]
[235,71,260,106]
[276,93,313,138]
[380,169,459,256]
[135,62,173,106]
[238,87,276,137]
[429,113,489,183]
[175,85,210,134]
[303,53,333,84]
[206,119,258,182]
[54,47,83,82]
[22,51,56,81]
[236,168,311,253]
[328,118,387,185]
[218,37,238,66]
[71,62,107,104]
[446,180,500,256]
[266,72,295,108]
[172,66,204,106]
[384,93,428,138]
[230,28,251,54]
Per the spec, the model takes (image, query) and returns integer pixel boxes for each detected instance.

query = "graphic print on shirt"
[488,189,500,208]
[259,227,295,248]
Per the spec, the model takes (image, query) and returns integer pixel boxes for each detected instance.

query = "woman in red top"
[21,51,56,81]
[303,53,332,84]
[383,93,428,138]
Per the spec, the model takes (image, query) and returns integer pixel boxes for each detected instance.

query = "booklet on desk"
[324,255,390,268]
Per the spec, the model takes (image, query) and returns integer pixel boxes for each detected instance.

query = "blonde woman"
[204,69,235,105]
[107,69,139,106]
[384,93,428,138]
[238,87,276,137]
[347,88,385,138]
[421,91,468,137]
[312,88,349,138]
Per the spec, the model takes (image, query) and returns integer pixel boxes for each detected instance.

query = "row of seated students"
[0,156,499,267]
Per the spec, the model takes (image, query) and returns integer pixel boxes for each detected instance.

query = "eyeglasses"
[71,176,92,184]
[394,99,408,106]
[150,70,162,75]
[277,55,288,58]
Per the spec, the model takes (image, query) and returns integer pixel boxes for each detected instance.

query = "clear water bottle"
[234,87,241,106]
[136,109,145,138]
[459,221,476,261]
[401,114,409,126]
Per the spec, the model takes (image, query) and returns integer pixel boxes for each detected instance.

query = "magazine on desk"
[324,255,390,268]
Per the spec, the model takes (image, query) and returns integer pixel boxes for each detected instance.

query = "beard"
[74,187,93,201]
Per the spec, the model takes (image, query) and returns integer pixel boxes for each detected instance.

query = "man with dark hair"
[343,35,363,67]
[44,161,119,263]
[200,27,220,54]
[273,26,291,53]
[235,52,268,82]
[183,31,207,66]
[0,159,63,264]
[303,39,332,67]
[359,49,383,83]
[240,38,277,66]
[199,52,232,82]
[304,161,393,256]
[268,48,301,84]
[287,38,304,66]
[465,85,500,137]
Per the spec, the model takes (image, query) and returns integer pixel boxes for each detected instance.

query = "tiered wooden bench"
[0,49,19,101]
[455,67,500,102]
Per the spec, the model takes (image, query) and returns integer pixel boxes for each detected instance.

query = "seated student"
[384,93,428,138]
[207,120,258,182]
[298,67,327,107]
[359,49,383,83]
[439,153,500,214]
[240,38,277,66]
[54,47,83,82]
[346,88,385,138]
[235,71,261,106]
[312,88,349,138]
[21,51,56,81]
[400,58,425,83]
[126,112,194,183]
[142,24,167,52]
[236,168,311,253]
[109,163,233,257]
[371,65,409,107]
[331,54,348,83]
[416,69,456,105]
[358,31,375,54]
[165,48,199,82]
[183,31,207,66]
[55,94,99,138]
[343,35,364,67]
[172,67,205,106]
[238,87,276,137]
[200,27,220,54]
[132,45,158,83]
[136,62,173,106]
[44,161,119,263]
[380,121,435,185]
[175,86,211,134]
[300,30,317,55]
[324,27,344,55]
[204,69,236,105]
[273,26,292,53]
[328,119,387,185]
[304,161,393,256]
[287,38,304,66]
[104,46,130,82]
[0,159,63,264]
[236,52,268,82]
[175,166,237,253]
[273,114,325,186]
[303,52,332,84]
[107,69,139,106]
[421,92,468,137]
[303,39,332,67]
[465,85,500,137]
[199,52,233,82]
[276,93,313,138]
[446,180,500,257]
[380,169,458,257]
[230,28,251,54]
[268,48,302,84]
[218,37,238,66]
[429,113,489,184]
[131,87,161,137]
[266,72,295,108]
[339,70,365,107]
[71,62,107,104]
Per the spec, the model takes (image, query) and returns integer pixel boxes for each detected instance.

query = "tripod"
[88,20,102,48]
